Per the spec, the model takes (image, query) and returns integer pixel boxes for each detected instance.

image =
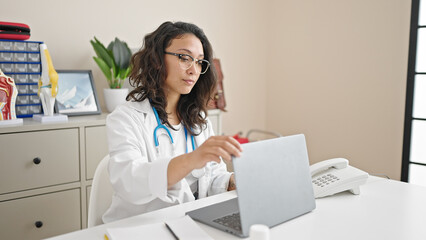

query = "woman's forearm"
[167,154,194,188]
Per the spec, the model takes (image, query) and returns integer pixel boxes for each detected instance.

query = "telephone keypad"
[313,174,340,187]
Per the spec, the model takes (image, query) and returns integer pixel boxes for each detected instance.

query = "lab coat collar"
[125,98,204,134]
[126,98,152,114]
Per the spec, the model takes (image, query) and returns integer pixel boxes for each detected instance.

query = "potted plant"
[90,37,132,112]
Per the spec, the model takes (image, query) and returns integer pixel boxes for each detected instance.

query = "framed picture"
[55,70,101,116]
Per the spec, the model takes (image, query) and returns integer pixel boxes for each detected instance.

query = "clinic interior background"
[4,0,410,180]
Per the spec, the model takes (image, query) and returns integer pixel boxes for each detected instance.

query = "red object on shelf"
[0,73,16,120]
[232,134,249,144]
[0,21,30,40]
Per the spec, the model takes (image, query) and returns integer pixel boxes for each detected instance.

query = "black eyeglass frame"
[164,51,210,74]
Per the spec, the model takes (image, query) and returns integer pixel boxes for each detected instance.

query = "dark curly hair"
[127,21,216,136]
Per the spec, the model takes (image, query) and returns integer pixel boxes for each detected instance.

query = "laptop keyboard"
[213,212,242,232]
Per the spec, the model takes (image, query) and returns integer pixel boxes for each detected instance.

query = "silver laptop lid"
[233,134,315,236]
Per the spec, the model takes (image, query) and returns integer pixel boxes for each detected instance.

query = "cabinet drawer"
[0,129,79,194]
[86,126,108,180]
[0,189,81,240]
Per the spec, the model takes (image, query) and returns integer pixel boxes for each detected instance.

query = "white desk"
[46,177,426,240]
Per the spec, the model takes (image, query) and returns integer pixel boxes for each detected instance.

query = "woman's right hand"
[188,135,243,169]
[167,135,242,188]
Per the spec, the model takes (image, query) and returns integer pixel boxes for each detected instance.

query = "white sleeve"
[208,161,233,196]
[106,106,176,205]
[203,118,233,196]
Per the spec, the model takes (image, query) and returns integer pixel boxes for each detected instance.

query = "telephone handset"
[310,158,369,198]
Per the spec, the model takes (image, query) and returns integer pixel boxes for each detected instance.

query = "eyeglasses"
[164,51,210,74]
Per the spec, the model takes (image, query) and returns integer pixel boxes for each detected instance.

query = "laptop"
[187,134,316,237]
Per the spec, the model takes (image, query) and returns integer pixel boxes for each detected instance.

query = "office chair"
[87,155,113,228]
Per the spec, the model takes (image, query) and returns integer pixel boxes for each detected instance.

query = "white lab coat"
[102,99,232,223]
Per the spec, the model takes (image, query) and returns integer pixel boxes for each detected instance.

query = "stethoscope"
[152,105,205,179]
[152,105,196,154]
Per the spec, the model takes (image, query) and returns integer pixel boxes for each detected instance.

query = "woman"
[103,21,242,223]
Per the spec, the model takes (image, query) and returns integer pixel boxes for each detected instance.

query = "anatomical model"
[38,44,58,116]
[0,69,18,121]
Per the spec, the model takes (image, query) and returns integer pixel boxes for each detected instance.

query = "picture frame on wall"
[54,70,101,116]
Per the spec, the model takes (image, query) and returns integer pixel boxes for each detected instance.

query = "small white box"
[30,95,41,104]
[26,42,40,51]
[16,85,29,94]
[14,63,28,73]
[28,64,40,73]
[28,74,40,83]
[16,105,30,115]
[29,84,39,94]
[33,114,68,123]
[27,53,40,62]
[14,42,26,51]
[14,74,29,84]
[16,95,30,105]
[0,52,13,61]
[0,63,14,72]
[0,118,23,127]
[0,41,13,51]
[29,105,42,114]
[14,52,27,62]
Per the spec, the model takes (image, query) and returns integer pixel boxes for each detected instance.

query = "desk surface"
[46,177,426,240]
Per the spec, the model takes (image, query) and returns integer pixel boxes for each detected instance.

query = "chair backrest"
[87,155,113,228]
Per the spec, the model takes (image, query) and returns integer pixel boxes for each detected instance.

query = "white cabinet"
[0,114,108,239]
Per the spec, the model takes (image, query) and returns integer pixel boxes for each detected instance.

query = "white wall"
[2,0,412,179]
[267,0,411,179]
[3,0,268,136]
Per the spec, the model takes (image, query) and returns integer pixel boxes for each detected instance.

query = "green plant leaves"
[93,57,112,86]
[122,67,132,79]
[91,38,114,69]
[109,38,132,69]
[91,36,132,88]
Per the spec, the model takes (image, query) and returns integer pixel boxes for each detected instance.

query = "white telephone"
[310,158,369,198]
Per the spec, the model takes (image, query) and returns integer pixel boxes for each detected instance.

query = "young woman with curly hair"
[103,21,242,223]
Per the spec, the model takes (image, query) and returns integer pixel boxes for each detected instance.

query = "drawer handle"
[33,157,41,165]
[35,221,43,228]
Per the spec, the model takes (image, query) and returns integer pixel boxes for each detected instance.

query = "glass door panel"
[420,0,426,26]
[409,164,426,186]
[413,75,426,118]
[410,120,426,164]
[416,29,426,72]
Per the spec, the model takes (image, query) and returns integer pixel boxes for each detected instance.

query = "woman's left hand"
[228,174,236,191]
[187,135,243,169]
